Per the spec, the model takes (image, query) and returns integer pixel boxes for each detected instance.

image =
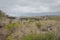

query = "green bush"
[6,22,20,30]
[36,22,41,28]
[0,10,4,19]
[6,34,14,40]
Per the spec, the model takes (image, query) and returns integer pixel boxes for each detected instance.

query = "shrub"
[6,34,14,40]
[6,22,20,30]
[36,22,41,28]
[0,10,5,19]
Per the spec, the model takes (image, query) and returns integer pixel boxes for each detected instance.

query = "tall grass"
[20,31,60,40]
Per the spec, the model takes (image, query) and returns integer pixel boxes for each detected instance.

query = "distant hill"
[6,12,60,17]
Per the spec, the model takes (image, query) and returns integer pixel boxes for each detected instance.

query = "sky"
[0,0,60,16]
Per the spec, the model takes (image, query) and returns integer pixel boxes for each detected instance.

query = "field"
[0,11,60,40]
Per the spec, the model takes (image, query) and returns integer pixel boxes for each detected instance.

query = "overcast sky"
[0,0,60,16]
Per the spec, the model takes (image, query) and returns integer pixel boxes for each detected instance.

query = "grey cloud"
[0,0,60,16]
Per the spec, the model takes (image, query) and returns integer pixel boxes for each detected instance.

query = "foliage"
[36,21,41,28]
[6,22,20,30]
[0,10,4,19]
[48,16,60,20]
[6,34,14,40]
[20,32,56,40]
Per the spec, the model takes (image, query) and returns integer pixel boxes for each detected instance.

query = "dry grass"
[0,11,60,40]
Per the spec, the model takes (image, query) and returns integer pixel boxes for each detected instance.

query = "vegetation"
[21,32,59,40]
[7,34,14,40]
[6,22,20,30]
[0,10,5,19]
[0,10,60,40]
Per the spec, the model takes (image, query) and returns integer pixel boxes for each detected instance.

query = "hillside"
[0,11,60,40]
